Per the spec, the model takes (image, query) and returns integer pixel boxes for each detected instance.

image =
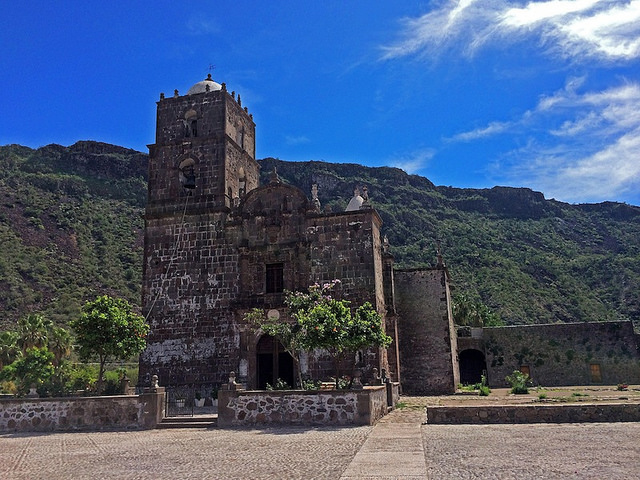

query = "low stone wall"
[0,389,165,433]
[426,403,640,424]
[218,386,388,427]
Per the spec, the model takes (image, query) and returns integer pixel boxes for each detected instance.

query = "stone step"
[157,415,217,429]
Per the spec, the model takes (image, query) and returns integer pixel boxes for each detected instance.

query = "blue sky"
[1,1,639,205]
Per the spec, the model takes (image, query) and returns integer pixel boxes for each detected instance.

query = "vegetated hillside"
[1,142,638,331]
[0,142,146,329]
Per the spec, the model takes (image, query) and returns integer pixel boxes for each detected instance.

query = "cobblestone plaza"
[2,406,639,479]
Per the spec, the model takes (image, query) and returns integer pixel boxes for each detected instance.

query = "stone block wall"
[217,386,388,427]
[394,267,459,394]
[484,321,640,387]
[0,390,165,433]
[426,403,640,424]
[140,211,241,387]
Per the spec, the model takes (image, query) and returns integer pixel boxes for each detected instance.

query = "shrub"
[505,370,531,394]
[478,374,491,396]
[301,378,322,390]
[266,378,291,390]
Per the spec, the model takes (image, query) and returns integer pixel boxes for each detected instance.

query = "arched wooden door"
[256,335,294,389]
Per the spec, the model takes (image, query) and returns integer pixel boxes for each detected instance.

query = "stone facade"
[139,76,459,396]
[140,75,640,398]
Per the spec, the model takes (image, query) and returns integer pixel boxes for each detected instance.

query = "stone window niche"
[178,158,196,190]
[184,109,198,138]
[265,263,284,294]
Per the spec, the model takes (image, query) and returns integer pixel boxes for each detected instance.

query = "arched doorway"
[459,349,487,385]
[256,335,294,389]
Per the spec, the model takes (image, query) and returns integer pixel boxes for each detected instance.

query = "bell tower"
[146,74,259,217]
[140,75,260,387]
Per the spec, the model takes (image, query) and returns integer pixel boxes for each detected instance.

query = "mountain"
[0,142,638,330]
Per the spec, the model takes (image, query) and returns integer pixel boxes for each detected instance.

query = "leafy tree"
[0,347,55,395]
[17,313,52,353]
[289,281,392,388]
[246,281,392,389]
[71,295,148,394]
[0,330,21,369]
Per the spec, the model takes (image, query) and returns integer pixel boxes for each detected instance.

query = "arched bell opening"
[178,158,196,190]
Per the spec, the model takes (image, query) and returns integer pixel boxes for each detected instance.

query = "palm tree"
[49,327,73,367]
[0,331,21,369]
[17,313,52,353]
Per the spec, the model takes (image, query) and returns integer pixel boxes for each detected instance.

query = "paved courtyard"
[2,406,639,480]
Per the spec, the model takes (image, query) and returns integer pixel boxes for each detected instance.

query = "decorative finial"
[160,92,165,100]
[383,235,390,253]
[269,167,281,184]
[207,72,212,80]
[174,89,179,97]
[237,94,242,106]
[360,186,371,209]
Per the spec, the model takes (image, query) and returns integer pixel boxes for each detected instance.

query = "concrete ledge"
[218,386,388,427]
[0,389,165,432]
[426,403,640,424]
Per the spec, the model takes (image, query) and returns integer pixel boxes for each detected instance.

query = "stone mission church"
[138,75,459,395]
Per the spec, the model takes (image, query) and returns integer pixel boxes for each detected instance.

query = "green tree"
[17,313,52,352]
[0,330,21,369]
[0,347,55,395]
[289,281,392,388]
[71,295,148,394]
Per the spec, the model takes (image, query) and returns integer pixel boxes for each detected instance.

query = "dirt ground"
[401,384,640,408]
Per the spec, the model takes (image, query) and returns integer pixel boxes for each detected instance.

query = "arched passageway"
[459,349,487,385]
[256,335,294,389]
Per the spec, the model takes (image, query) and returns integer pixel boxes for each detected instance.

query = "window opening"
[179,159,196,190]
[266,263,284,294]
[590,364,602,383]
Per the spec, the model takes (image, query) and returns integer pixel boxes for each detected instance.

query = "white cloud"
[382,0,640,62]
[390,149,435,174]
[186,17,220,36]
[449,120,513,141]
[284,135,310,146]
[380,0,499,60]
[484,82,640,202]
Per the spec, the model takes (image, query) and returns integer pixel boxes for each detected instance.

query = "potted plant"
[194,391,205,407]
[210,387,218,408]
